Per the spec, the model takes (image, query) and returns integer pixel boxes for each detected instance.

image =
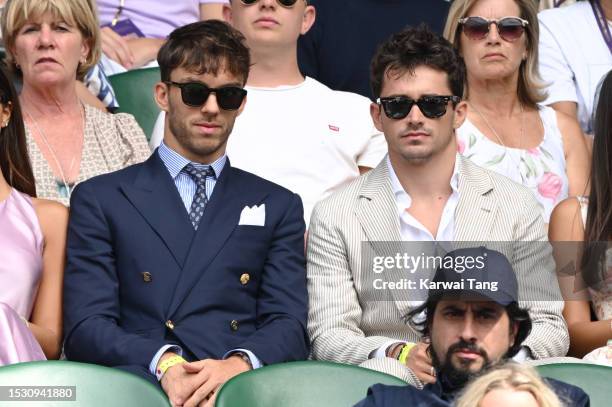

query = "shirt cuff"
[223,348,263,369]
[512,346,533,362]
[149,344,183,378]
[372,340,405,359]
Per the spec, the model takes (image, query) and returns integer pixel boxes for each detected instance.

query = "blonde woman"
[1,0,151,206]
[456,363,580,407]
[443,0,589,225]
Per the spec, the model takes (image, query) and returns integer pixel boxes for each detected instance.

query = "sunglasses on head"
[165,81,247,110]
[239,0,306,7]
[458,16,529,42]
[377,95,461,120]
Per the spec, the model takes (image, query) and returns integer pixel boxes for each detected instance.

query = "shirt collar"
[387,154,461,208]
[158,141,227,179]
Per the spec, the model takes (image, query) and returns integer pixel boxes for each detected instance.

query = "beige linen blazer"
[307,155,568,385]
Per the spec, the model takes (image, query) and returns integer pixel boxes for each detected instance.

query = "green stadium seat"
[0,360,170,406]
[108,67,161,140]
[536,362,612,407]
[214,361,407,407]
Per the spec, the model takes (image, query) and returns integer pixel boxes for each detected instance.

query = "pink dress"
[0,188,46,364]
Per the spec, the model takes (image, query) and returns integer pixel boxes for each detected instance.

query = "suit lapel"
[121,151,194,268]
[455,156,497,241]
[168,163,268,316]
[355,161,402,243]
[355,161,416,315]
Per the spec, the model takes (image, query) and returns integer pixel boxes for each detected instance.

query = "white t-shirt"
[538,1,612,133]
[150,77,387,225]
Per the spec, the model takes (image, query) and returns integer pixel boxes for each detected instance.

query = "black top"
[298,0,452,100]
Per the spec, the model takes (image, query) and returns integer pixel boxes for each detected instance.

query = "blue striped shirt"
[157,141,227,212]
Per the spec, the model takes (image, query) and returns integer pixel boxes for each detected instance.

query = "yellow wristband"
[156,355,185,380]
[398,342,416,365]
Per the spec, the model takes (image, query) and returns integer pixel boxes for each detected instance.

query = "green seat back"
[108,67,161,140]
[0,361,170,407]
[536,362,612,407]
[215,361,406,407]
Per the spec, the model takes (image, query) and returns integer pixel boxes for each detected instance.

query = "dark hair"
[407,295,532,358]
[158,20,250,84]
[0,64,36,197]
[370,24,466,100]
[581,69,612,283]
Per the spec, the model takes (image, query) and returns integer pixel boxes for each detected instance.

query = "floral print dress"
[456,105,568,223]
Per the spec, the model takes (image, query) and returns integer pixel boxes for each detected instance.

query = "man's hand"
[182,356,251,407]
[404,342,436,384]
[159,353,206,407]
[100,27,134,69]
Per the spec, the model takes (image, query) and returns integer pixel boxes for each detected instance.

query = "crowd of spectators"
[1,0,611,405]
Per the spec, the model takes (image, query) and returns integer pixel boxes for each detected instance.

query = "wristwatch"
[231,351,253,369]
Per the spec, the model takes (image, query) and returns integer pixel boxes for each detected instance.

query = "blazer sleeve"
[306,201,419,377]
[232,192,310,364]
[63,181,166,368]
[514,189,569,359]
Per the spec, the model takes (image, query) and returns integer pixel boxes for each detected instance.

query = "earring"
[1,121,8,128]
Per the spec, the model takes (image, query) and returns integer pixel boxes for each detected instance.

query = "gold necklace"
[24,105,85,199]
[468,101,525,150]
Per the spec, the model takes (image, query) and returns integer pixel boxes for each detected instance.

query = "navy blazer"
[63,151,309,380]
[354,377,590,407]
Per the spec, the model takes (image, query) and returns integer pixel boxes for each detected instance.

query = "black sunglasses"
[239,0,306,7]
[165,81,247,110]
[377,95,461,120]
[458,16,529,42]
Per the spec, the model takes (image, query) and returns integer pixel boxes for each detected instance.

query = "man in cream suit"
[307,26,568,387]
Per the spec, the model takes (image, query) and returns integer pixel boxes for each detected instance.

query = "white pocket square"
[238,204,266,226]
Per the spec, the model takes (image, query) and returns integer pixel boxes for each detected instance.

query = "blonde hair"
[455,363,564,407]
[1,0,101,79]
[443,0,546,108]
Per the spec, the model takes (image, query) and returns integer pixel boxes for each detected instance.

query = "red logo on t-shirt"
[328,125,340,132]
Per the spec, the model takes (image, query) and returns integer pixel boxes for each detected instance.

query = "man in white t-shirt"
[538,0,612,134]
[151,0,386,224]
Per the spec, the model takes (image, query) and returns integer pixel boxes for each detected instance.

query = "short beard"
[431,340,492,388]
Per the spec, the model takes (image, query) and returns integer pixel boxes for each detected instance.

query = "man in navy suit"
[63,20,309,407]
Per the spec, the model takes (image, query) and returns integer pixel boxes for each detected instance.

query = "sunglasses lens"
[498,18,525,41]
[216,87,247,110]
[240,0,299,6]
[462,17,489,39]
[181,83,211,107]
[382,98,413,119]
[417,97,448,118]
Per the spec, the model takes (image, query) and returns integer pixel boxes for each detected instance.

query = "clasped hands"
[159,352,250,407]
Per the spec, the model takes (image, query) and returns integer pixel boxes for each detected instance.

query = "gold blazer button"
[240,273,250,285]
[142,272,152,282]
[230,320,239,331]
[165,320,175,330]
